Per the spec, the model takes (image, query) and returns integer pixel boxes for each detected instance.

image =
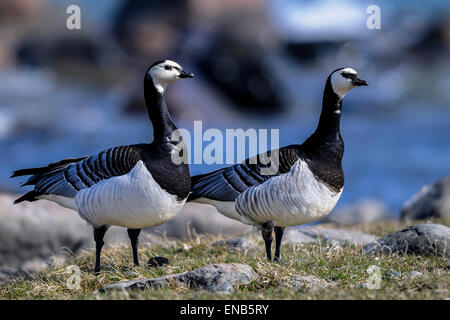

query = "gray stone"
[212,237,257,251]
[284,227,377,246]
[388,269,401,278]
[0,193,94,271]
[409,271,423,278]
[282,275,337,290]
[102,263,258,293]
[363,223,450,258]
[0,266,26,282]
[401,176,450,219]
[324,198,392,224]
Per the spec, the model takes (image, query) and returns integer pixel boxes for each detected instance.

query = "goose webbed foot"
[127,228,141,266]
[93,225,108,273]
[261,221,274,262]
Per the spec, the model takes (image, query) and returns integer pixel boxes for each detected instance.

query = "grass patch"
[1,220,449,300]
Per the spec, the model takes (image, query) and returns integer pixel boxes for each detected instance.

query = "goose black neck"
[144,78,177,142]
[302,75,344,161]
[311,76,343,141]
[299,74,345,192]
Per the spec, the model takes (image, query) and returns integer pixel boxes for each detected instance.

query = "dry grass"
[0,219,449,300]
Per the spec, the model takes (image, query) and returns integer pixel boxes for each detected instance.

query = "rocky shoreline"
[1,175,449,283]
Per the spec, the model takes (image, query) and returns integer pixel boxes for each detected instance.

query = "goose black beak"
[354,77,368,86]
[178,69,194,78]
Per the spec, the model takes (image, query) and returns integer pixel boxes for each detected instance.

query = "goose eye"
[164,65,172,71]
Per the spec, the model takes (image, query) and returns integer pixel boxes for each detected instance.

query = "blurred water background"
[0,0,449,217]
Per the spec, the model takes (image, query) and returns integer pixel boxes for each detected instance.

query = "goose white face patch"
[331,67,357,98]
[148,60,184,93]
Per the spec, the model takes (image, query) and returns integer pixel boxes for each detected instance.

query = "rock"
[363,223,450,258]
[284,227,376,246]
[282,275,337,290]
[212,237,257,251]
[0,193,92,271]
[148,256,170,268]
[401,176,450,219]
[387,269,401,278]
[102,263,258,293]
[323,198,392,224]
[113,0,187,59]
[409,271,423,278]
[198,41,284,114]
[0,0,45,23]
[0,266,27,282]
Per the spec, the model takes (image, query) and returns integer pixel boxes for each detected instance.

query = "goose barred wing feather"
[13,146,142,203]
[188,146,301,202]
[188,163,263,202]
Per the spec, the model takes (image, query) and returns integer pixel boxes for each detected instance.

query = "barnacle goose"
[188,68,367,262]
[12,60,194,272]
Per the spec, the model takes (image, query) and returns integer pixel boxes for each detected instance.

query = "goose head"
[146,60,194,93]
[330,67,368,98]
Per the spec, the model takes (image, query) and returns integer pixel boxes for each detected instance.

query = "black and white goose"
[188,68,367,262]
[11,60,194,272]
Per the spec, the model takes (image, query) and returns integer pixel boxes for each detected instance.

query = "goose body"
[198,159,342,227]
[189,67,367,261]
[12,60,194,271]
[34,151,187,229]
[75,160,184,229]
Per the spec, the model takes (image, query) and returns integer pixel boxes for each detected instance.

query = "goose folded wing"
[13,145,142,201]
[188,146,300,202]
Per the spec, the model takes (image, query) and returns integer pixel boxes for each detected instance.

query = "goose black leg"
[127,228,141,266]
[261,221,274,261]
[93,225,108,273]
[274,226,285,262]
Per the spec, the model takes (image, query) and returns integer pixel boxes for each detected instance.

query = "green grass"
[1,219,449,300]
